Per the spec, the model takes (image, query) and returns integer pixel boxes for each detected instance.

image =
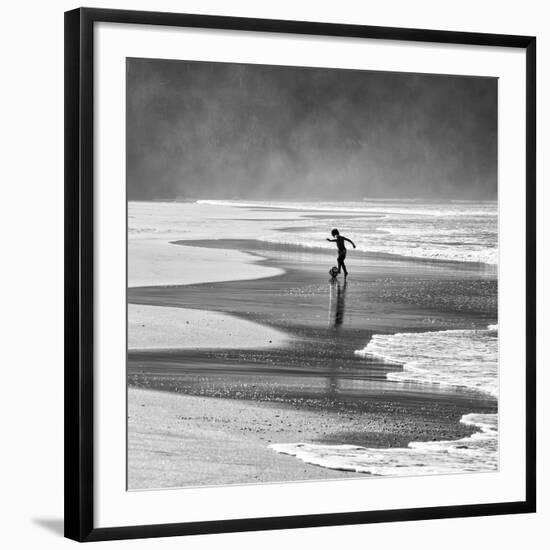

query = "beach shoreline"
[128,388,361,489]
[128,386,491,489]
[128,230,497,489]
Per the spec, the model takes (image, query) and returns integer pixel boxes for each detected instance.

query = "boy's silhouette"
[326,228,356,277]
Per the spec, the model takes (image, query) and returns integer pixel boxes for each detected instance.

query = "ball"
[329,266,339,278]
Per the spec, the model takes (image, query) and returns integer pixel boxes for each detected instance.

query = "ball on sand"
[329,266,339,278]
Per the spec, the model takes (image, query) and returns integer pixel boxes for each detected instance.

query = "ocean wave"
[354,327,498,398]
[270,412,497,476]
[271,326,498,476]
[257,235,498,265]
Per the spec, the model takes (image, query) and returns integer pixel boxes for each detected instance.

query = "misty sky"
[127,58,497,201]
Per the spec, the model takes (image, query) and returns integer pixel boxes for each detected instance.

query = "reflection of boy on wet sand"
[326,228,356,277]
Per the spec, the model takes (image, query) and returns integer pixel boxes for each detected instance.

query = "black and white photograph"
[1,0,546,546]
[126,58,499,490]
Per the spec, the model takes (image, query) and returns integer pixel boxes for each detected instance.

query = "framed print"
[64,7,536,542]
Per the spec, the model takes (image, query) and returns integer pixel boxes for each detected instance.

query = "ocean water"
[198,199,498,265]
[357,327,498,398]
[271,326,498,476]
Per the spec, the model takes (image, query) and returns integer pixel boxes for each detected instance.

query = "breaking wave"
[271,325,498,477]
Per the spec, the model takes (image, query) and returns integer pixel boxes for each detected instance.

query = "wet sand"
[129,388,361,489]
[128,239,497,489]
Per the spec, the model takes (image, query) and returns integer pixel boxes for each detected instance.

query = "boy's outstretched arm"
[326,238,337,242]
[344,237,356,248]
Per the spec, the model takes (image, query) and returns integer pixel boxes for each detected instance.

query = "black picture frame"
[65,7,537,543]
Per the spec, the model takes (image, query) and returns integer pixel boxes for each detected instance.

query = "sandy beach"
[129,304,289,351]
[128,377,490,489]
[127,205,497,489]
[129,388,362,489]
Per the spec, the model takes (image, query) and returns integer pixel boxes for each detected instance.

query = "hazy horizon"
[127,59,497,202]
[128,197,498,203]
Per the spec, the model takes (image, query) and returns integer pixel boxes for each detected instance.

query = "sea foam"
[270,412,498,476]
[270,325,498,477]
[355,327,498,398]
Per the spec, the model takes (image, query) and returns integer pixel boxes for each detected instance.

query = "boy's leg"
[338,251,347,275]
